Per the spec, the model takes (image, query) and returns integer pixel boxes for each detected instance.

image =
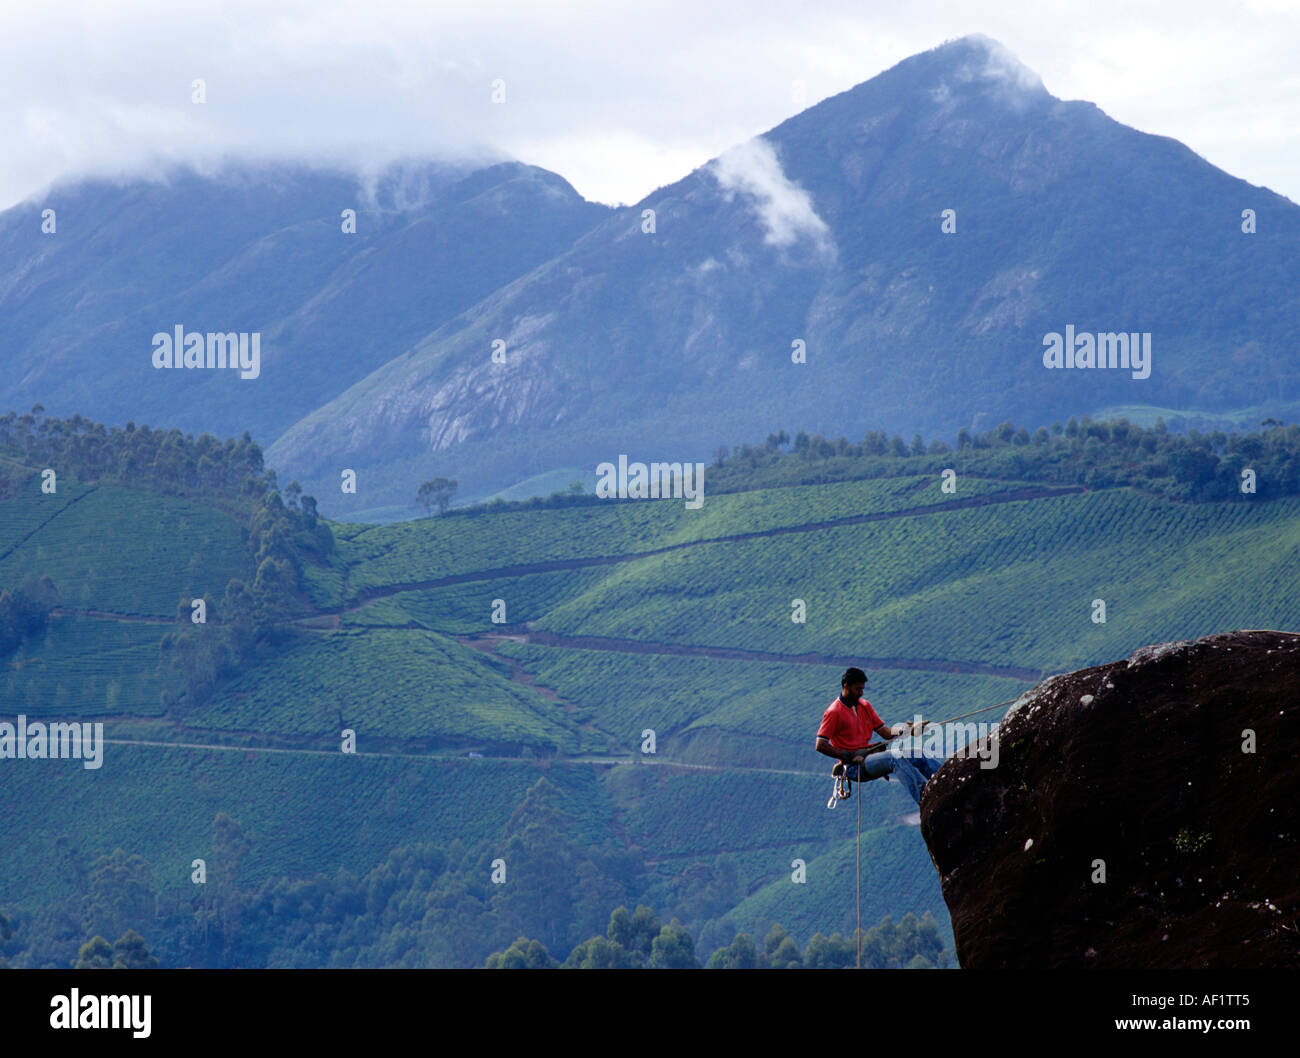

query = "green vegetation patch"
[192,627,581,749]
[0,485,247,617]
[2,615,164,715]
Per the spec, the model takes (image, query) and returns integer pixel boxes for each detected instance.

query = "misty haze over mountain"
[3,35,1296,517]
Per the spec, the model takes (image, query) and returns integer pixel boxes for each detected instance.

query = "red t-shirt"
[817,696,885,752]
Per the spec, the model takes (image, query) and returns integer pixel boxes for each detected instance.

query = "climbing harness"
[827,763,853,808]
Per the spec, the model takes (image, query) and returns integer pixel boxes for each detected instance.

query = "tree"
[803,931,853,968]
[84,850,154,948]
[0,576,58,658]
[417,478,458,516]
[607,905,660,962]
[563,935,636,968]
[211,813,251,962]
[112,929,159,969]
[650,919,699,968]
[75,935,114,969]
[299,493,319,528]
[763,923,802,968]
[485,937,557,968]
[673,855,739,922]
[706,932,762,968]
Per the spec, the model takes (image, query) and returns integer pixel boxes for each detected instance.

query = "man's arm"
[875,722,913,740]
[815,736,862,763]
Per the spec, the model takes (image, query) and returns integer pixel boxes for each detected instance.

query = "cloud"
[970,34,1045,94]
[708,137,833,255]
[928,34,1046,111]
[0,3,1297,210]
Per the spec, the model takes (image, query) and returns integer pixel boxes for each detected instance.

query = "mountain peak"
[764,34,1053,150]
[820,33,1049,114]
[906,33,1047,99]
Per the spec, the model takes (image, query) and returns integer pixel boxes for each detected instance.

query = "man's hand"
[850,751,866,764]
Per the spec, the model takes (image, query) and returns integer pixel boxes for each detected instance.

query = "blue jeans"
[847,743,943,805]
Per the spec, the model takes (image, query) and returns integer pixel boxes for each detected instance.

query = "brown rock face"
[920,630,1300,968]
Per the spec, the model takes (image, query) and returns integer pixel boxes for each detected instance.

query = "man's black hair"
[841,667,868,686]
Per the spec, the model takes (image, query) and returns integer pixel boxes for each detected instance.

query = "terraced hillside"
[3,450,1299,967]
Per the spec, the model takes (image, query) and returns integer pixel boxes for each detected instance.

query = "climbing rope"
[923,694,1023,727]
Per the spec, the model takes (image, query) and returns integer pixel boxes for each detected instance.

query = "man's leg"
[890,735,945,780]
[910,753,944,780]
[851,753,894,783]
[847,747,939,804]
[884,754,929,805]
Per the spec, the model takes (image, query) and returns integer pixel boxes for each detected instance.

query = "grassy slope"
[532,491,1300,670]
[0,483,247,618]
[4,467,1299,960]
[1,616,164,715]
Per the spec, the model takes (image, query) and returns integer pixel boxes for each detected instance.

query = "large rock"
[920,630,1300,968]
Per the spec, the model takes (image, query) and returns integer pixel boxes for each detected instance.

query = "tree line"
[0,406,277,513]
[488,907,951,969]
[0,780,952,969]
[706,416,1300,502]
[419,416,1300,518]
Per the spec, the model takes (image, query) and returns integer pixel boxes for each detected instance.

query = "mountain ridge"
[3,35,1296,516]
[267,34,1300,512]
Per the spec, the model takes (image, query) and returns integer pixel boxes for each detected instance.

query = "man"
[814,667,943,806]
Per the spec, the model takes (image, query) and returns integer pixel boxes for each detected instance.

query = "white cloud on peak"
[708,137,834,256]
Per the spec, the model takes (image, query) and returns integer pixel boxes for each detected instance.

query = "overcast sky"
[2,0,1298,211]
